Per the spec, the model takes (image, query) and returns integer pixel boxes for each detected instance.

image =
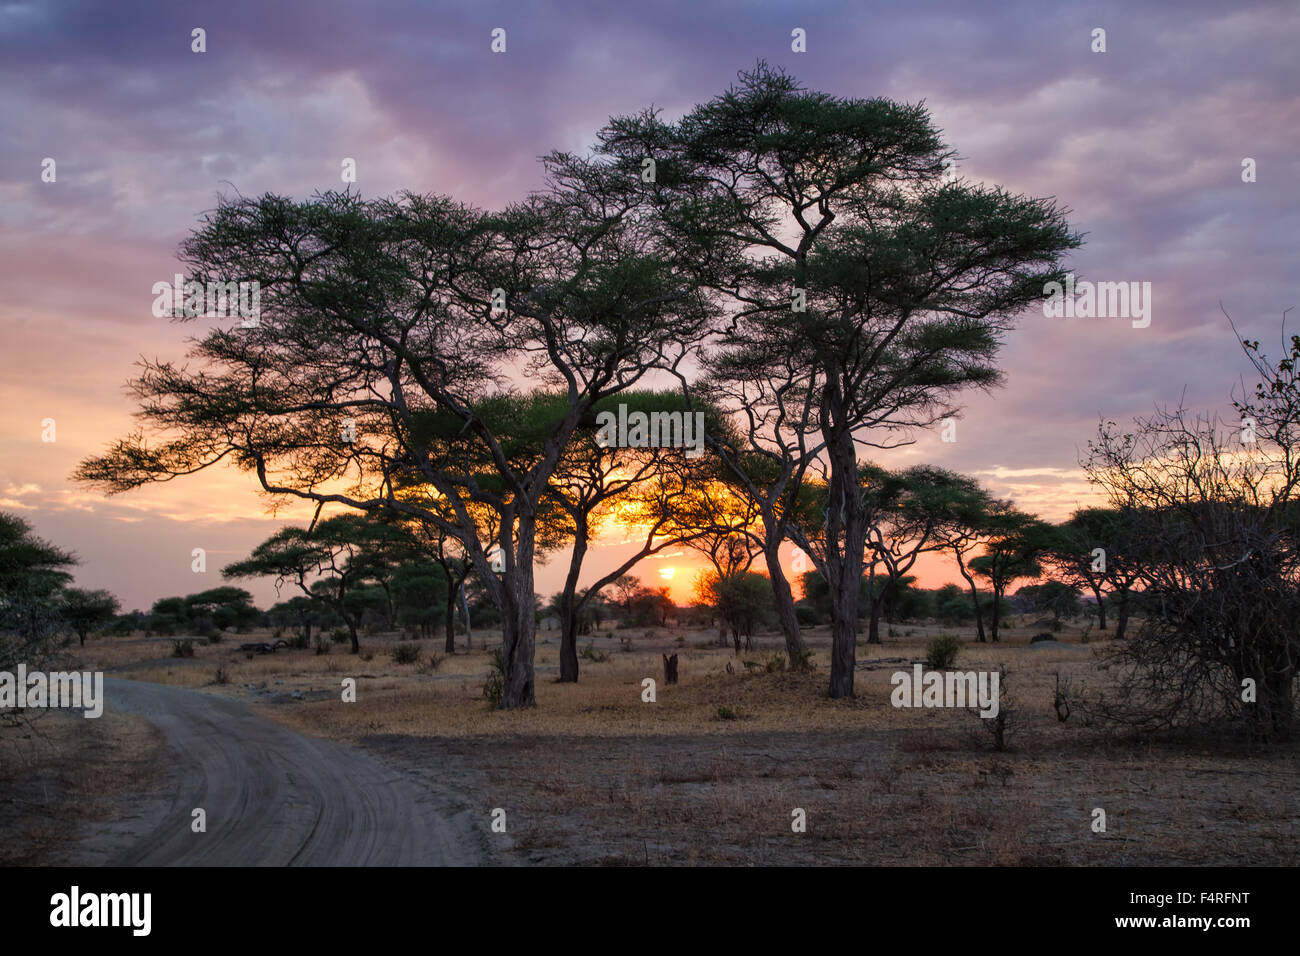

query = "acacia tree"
[596,64,1080,696]
[866,465,993,644]
[391,491,501,655]
[968,509,1052,642]
[75,149,723,707]
[940,486,1009,643]
[1045,507,1143,638]
[0,513,77,670]
[694,348,822,661]
[60,588,121,646]
[223,514,410,653]
[528,389,715,681]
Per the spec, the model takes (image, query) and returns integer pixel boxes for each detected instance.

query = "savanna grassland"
[63,620,1300,866]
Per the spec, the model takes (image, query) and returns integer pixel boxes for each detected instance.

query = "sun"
[658,567,676,581]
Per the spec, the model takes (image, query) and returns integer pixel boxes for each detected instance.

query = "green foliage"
[59,588,121,643]
[580,643,609,663]
[701,571,772,650]
[716,705,738,721]
[794,603,821,627]
[482,649,505,708]
[789,648,817,672]
[925,635,962,669]
[391,643,421,665]
[171,639,194,658]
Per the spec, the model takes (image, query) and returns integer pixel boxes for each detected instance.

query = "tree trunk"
[990,586,1003,642]
[1115,589,1130,641]
[868,567,893,645]
[825,428,865,699]
[498,514,537,709]
[444,579,457,654]
[956,552,987,643]
[828,597,858,697]
[559,614,580,682]
[763,531,806,660]
[558,524,587,684]
[347,620,359,655]
[459,581,472,649]
[1090,584,1107,629]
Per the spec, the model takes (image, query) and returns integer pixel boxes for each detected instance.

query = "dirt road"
[73,678,485,866]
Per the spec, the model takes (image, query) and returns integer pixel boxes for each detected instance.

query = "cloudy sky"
[1,0,1296,610]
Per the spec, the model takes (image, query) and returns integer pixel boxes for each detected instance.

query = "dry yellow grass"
[61,619,1300,865]
[0,708,166,865]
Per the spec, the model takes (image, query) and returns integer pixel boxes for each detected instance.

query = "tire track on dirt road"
[74,678,485,866]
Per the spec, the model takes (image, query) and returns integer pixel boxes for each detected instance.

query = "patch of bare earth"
[0,709,167,865]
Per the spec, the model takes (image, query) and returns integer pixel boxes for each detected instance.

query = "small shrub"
[417,653,444,674]
[765,652,787,673]
[1053,671,1075,723]
[361,651,374,662]
[330,628,349,644]
[925,635,961,670]
[391,643,421,665]
[741,660,762,672]
[171,639,194,658]
[314,637,331,656]
[289,632,309,650]
[982,665,1016,752]
[204,630,222,645]
[1029,632,1055,643]
[716,705,738,721]
[580,644,609,663]
[789,648,816,672]
[482,649,505,708]
[213,664,230,685]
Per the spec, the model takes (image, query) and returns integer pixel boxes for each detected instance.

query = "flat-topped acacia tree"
[75,156,724,708]
[594,63,1082,696]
